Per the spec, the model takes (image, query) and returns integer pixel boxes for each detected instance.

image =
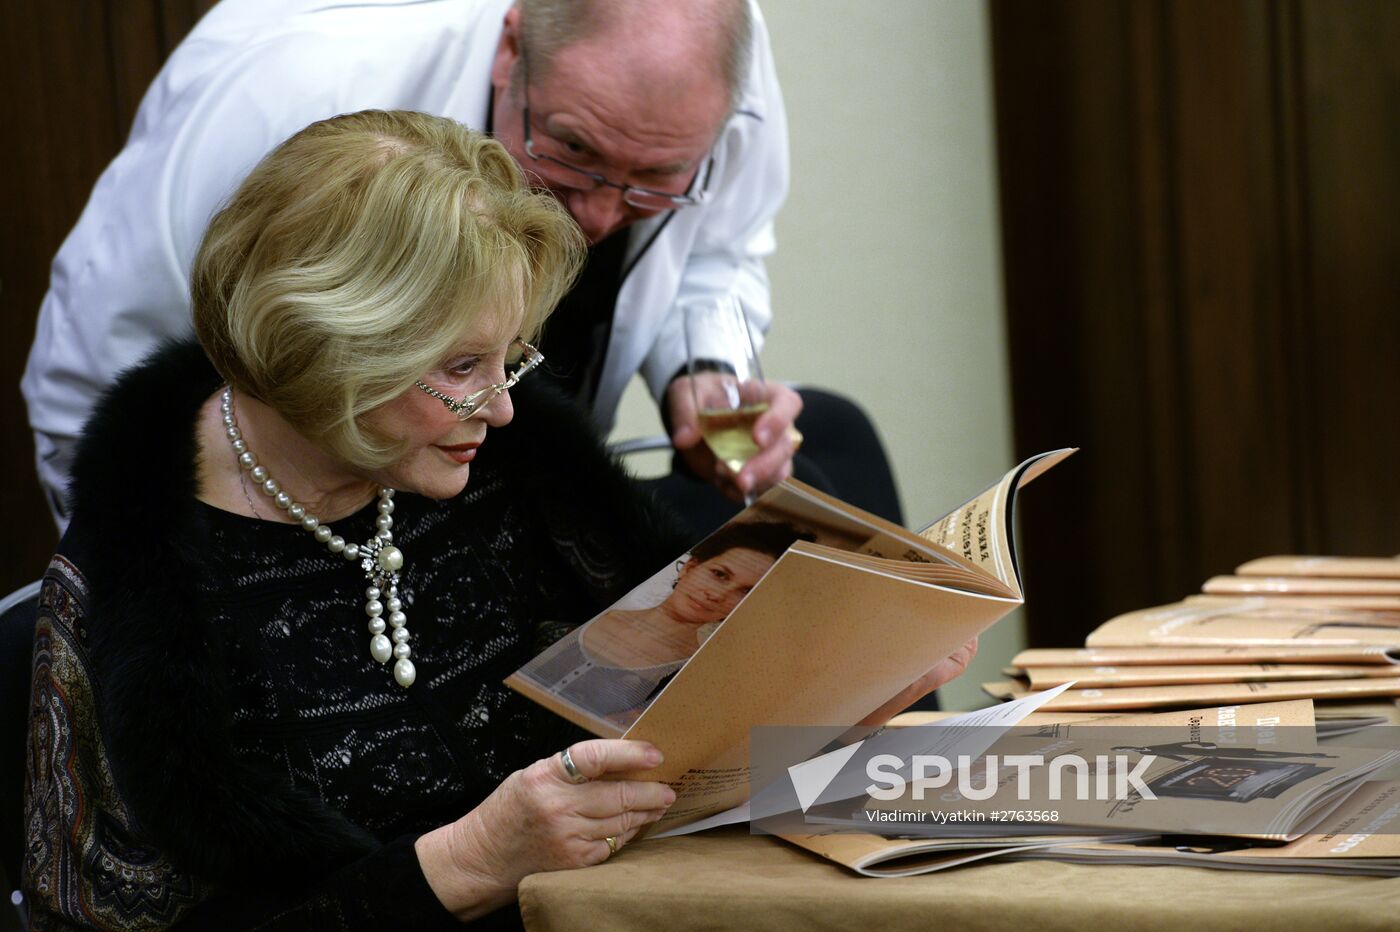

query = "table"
[519,826,1400,931]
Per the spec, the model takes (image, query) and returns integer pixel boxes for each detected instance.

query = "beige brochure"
[896,699,1316,728]
[889,709,1122,727]
[896,699,1389,737]
[778,830,1125,878]
[1010,780,1400,876]
[1021,663,1400,690]
[1204,575,1400,597]
[1192,592,1400,611]
[1085,596,1400,649]
[505,451,1075,834]
[1012,645,1400,668]
[984,677,1400,711]
[1237,555,1400,580]
[1315,699,1400,728]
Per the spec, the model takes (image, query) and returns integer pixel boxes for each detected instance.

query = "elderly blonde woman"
[23,110,690,929]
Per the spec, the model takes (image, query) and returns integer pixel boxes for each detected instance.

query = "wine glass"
[681,294,768,505]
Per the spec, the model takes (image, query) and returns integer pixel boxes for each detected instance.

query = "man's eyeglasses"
[416,339,543,420]
[519,58,713,211]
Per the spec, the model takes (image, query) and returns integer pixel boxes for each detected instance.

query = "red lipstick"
[435,442,480,464]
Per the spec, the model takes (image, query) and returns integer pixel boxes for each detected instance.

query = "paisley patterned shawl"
[26,554,210,929]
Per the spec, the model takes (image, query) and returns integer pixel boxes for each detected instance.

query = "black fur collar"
[63,340,686,887]
[68,341,382,886]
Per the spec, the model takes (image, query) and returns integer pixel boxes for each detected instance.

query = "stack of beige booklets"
[985,555,1400,716]
[784,556,1397,880]
[791,557,1400,878]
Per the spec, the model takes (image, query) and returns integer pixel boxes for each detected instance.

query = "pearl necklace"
[221,388,417,687]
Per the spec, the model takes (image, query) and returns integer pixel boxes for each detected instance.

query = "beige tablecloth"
[519,827,1400,931]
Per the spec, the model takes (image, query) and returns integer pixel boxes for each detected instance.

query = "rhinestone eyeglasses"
[415,339,543,420]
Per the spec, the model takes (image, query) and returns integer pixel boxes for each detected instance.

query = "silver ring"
[605,835,619,856]
[559,747,588,784]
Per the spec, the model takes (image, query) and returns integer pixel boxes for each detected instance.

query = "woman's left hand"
[857,636,979,727]
[415,739,674,920]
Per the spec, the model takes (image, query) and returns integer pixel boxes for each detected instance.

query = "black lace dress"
[204,476,596,841]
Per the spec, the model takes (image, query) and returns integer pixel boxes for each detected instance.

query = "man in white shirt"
[24,0,902,534]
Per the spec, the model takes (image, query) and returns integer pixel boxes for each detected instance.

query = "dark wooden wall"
[0,1,217,594]
[991,0,1400,646]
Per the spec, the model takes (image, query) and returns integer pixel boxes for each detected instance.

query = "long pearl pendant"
[223,387,416,688]
[359,532,410,681]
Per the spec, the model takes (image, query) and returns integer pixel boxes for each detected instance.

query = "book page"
[814,549,1015,596]
[918,449,1075,595]
[760,480,968,567]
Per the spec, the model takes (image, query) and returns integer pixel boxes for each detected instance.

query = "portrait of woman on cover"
[23,109,691,929]
[522,520,815,723]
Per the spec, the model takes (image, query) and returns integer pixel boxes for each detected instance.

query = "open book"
[506,450,1074,834]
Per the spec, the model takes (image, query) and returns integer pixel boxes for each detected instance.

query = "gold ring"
[605,835,619,856]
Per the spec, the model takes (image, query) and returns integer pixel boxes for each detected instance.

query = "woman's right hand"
[415,739,675,920]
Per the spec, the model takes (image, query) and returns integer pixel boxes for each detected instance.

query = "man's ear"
[491,6,523,92]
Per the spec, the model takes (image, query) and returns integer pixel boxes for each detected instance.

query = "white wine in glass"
[696,403,768,474]
[682,295,767,503]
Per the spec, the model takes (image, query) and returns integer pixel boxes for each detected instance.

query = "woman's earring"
[671,556,692,590]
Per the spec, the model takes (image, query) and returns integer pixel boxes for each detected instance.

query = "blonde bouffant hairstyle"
[192,109,584,468]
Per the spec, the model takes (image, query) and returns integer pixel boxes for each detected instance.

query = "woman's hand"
[415,739,675,920]
[857,636,980,728]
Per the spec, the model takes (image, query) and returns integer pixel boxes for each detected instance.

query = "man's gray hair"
[517,0,753,112]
